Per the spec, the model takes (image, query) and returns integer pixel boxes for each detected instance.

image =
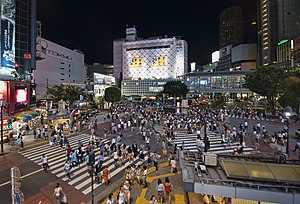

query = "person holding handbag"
[52,183,66,204]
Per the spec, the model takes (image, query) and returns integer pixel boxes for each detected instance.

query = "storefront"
[0,80,37,142]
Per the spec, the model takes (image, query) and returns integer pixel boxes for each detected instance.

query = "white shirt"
[41,156,48,164]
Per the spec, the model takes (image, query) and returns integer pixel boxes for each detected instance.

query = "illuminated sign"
[130,58,142,67]
[278,39,288,46]
[23,53,32,59]
[0,80,7,101]
[152,56,166,66]
[1,0,16,69]
[16,89,27,103]
[93,73,116,85]
[212,51,220,63]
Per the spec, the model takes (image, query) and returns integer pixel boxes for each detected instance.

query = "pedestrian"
[117,186,125,204]
[142,165,147,188]
[164,177,173,204]
[150,195,158,204]
[102,166,109,185]
[41,154,49,172]
[52,183,65,204]
[106,193,115,204]
[170,157,177,174]
[71,150,78,167]
[294,140,300,152]
[64,159,72,180]
[156,179,165,203]
[123,180,131,204]
[152,151,159,173]
[135,165,141,186]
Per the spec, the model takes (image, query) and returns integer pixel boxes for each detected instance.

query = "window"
[69,69,71,72]
[69,74,70,77]
[60,62,65,64]
[61,79,65,81]
[60,68,65,70]
[69,64,71,67]
[60,73,65,75]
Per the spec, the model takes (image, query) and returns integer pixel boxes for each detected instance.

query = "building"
[231,43,257,70]
[278,0,300,40]
[87,63,113,78]
[184,71,252,99]
[257,0,279,67]
[216,45,233,71]
[219,6,244,48]
[114,27,188,96]
[35,38,86,99]
[90,73,115,97]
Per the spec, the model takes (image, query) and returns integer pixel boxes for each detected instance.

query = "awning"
[13,109,40,122]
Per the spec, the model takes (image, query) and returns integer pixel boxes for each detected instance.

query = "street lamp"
[283,106,292,156]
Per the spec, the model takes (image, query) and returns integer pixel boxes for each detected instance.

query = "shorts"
[158,191,164,196]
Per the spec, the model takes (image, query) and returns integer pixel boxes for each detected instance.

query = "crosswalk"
[19,133,148,195]
[154,126,254,155]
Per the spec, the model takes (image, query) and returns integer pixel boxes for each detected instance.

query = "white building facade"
[114,28,188,96]
[35,38,87,98]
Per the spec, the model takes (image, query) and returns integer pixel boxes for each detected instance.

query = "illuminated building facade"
[257,0,279,67]
[114,28,188,96]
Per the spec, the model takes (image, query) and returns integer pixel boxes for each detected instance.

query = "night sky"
[37,0,256,65]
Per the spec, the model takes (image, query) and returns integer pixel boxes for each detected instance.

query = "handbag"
[61,194,67,203]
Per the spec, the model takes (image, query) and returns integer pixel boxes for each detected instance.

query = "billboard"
[93,73,115,85]
[219,45,232,60]
[1,0,15,69]
[212,51,220,63]
[0,80,7,102]
[9,81,30,114]
[295,35,300,51]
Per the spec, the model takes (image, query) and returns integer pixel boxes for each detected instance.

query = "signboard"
[0,80,7,102]
[1,0,16,69]
[93,73,116,85]
[212,51,220,63]
[294,35,300,51]
[130,57,142,67]
[219,45,232,60]
[152,56,166,66]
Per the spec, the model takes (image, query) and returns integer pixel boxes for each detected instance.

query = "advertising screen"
[0,80,7,101]
[1,0,16,69]
[16,88,27,103]
[93,73,116,85]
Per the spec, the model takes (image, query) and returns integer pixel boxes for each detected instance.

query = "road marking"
[0,168,44,187]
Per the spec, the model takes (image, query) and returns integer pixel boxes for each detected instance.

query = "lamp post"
[283,106,292,156]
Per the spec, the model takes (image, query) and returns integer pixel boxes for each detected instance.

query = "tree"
[104,86,121,104]
[278,71,300,111]
[244,66,287,111]
[47,85,86,106]
[162,81,189,98]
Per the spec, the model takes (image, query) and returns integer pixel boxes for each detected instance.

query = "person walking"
[164,177,173,204]
[123,180,131,204]
[64,159,72,180]
[156,179,165,203]
[102,166,109,185]
[150,195,158,204]
[117,186,125,204]
[106,193,115,204]
[52,183,65,204]
[142,165,148,188]
[41,154,49,172]
[152,151,159,173]
[170,157,177,174]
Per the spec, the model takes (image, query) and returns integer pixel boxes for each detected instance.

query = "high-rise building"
[278,0,300,40]
[219,6,244,48]
[257,0,279,67]
[15,0,37,81]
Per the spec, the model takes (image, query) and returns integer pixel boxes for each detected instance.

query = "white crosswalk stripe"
[19,133,149,195]
[155,127,254,155]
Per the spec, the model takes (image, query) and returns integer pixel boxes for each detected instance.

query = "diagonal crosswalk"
[155,126,254,155]
[19,133,149,195]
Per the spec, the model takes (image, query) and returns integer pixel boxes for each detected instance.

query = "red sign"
[24,53,32,59]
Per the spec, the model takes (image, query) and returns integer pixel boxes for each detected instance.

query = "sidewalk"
[99,159,187,204]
